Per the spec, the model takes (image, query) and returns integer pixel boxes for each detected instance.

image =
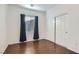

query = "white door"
[55,14,68,46]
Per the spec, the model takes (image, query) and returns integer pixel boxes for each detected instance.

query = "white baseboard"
[0,44,8,54]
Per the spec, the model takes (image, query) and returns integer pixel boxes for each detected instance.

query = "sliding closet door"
[55,14,68,46]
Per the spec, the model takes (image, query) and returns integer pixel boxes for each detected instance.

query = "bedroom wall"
[46,5,79,53]
[7,4,46,44]
[0,5,8,53]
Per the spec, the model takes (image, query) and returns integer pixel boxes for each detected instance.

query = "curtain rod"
[21,14,37,17]
[25,15,36,17]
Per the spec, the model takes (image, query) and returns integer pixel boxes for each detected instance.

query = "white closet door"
[56,14,68,46]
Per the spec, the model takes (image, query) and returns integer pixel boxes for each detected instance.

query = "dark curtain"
[33,16,39,39]
[20,14,26,42]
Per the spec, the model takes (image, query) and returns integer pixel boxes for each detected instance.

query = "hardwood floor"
[4,39,77,54]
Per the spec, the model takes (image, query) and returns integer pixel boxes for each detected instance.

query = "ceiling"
[19,4,56,12]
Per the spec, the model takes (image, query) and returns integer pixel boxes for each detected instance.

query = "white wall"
[47,5,79,53]
[7,5,46,44]
[0,5,8,53]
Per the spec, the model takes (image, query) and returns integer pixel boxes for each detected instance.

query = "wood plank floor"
[4,39,77,54]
